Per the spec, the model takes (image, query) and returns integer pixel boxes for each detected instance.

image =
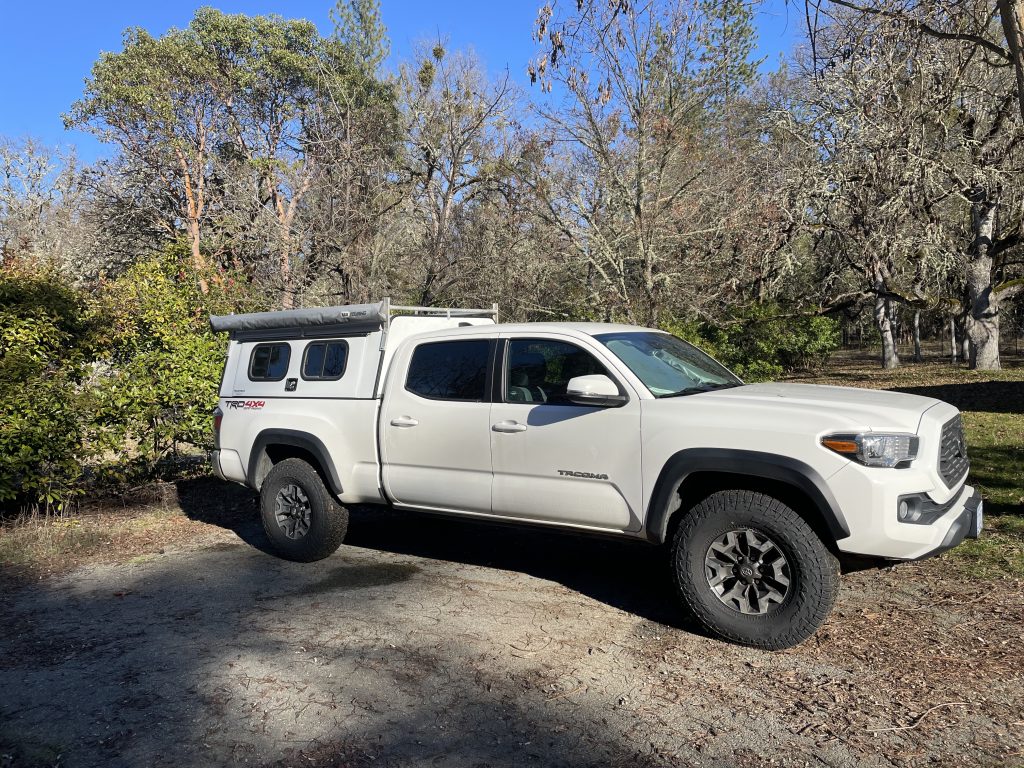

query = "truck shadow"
[0,534,679,768]
[891,380,1024,415]
[174,476,694,631]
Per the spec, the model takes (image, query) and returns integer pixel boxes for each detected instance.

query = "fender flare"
[247,429,344,497]
[644,448,850,544]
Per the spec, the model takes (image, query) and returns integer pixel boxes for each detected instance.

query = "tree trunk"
[185,220,210,294]
[874,292,900,369]
[872,266,899,368]
[280,247,294,310]
[958,313,972,362]
[950,316,958,363]
[997,0,1024,124]
[966,185,1001,370]
[912,310,923,362]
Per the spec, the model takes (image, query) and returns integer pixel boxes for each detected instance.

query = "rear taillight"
[213,406,223,449]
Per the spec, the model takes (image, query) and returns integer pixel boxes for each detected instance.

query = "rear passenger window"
[406,340,490,401]
[302,341,348,380]
[249,343,291,381]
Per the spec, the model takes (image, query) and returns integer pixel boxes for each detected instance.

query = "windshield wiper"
[658,382,743,398]
[658,387,710,398]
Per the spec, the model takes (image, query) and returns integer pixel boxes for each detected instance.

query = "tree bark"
[872,266,899,368]
[875,293,900,368]
[912,310,923,362]
[949,316,958,363]
[966,185,1001,369]
[997,0,1024,124]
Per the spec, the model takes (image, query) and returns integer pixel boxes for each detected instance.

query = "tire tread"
[672,489,839,650]
[260,458,348,562]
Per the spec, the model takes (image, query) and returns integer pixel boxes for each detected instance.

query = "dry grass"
[0,484,227,584]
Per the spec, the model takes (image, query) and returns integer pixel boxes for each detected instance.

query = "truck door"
[380,337,495,513]
[489,336,643,531]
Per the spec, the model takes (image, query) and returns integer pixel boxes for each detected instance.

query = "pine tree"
[699,0,764,119]
[331,0,390,75]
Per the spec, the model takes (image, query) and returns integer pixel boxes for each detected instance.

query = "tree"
[395,44,518,306]
[66,23,222,291]
[527,0,769,325]
[803,0,1024,368]
[67,9,395,304]
[0,138,85,272]
[332,0,390,75]
[192,9,392,308]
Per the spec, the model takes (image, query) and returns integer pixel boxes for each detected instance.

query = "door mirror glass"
[566,374,627,407]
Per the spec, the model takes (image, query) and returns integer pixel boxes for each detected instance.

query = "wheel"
[670,489,839,650]
[260,458,348,562]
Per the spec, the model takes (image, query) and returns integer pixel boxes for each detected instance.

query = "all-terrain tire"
[671,489,839,650]
[260,458,348,562]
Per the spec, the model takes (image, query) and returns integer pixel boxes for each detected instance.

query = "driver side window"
[505,339,610,405]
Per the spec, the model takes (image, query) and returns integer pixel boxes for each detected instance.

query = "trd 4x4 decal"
[226,400,266,410]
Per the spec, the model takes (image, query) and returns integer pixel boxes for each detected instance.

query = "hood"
[692,382,940,433]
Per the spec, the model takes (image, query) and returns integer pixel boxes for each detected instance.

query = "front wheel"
[671,489,839,650]
[260,458,348,562]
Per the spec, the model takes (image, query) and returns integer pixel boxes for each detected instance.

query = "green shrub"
[664,303,840,382]
[0,270,98,511]
[93,246,257,471]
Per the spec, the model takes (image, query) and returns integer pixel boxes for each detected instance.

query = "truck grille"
[938,415,969,488]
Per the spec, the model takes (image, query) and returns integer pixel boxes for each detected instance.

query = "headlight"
[821,432,919,468]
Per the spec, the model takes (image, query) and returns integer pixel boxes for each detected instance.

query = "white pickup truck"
[209,299,982,649]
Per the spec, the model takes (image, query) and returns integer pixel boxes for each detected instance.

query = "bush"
[94,248,255,470]
[0,270,98,511]
[666,303,841,382]
[1,245,260,510]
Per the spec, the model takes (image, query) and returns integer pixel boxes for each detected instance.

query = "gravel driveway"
[2,483,1022,767]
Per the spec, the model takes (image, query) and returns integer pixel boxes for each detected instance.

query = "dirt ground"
[1,478,1022,768]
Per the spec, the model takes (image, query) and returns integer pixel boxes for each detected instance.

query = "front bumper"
[911,489,983,561]
[829,458,982,559]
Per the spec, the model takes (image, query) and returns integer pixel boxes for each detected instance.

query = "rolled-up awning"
[209,302,388,334]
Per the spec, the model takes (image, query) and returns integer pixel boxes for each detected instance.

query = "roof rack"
[209,297,498,338]
[384,298,499,321]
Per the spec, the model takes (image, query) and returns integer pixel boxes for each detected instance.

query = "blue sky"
[0,0,802,163]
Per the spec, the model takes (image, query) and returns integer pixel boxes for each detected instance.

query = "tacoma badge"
[557,470,609,480]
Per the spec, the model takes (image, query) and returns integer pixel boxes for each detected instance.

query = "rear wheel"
[260,458,348,562]
[671,489,839,650]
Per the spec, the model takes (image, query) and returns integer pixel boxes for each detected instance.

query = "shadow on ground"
[174,476,688,629]
[0,521,679,768]
[892,380,1024,415]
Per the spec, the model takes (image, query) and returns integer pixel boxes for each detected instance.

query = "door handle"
[492,420,527,433]
[390,416,419,428]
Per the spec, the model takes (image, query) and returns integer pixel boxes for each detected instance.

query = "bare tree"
[0,138,89,273]
[526,0,771,325]
[396,44,519,306]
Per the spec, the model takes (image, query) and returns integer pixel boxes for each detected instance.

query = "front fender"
[644,448,850,544]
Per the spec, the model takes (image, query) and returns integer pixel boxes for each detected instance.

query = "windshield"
[594,332,743,398]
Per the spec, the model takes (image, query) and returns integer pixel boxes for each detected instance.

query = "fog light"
[898,500,910,521]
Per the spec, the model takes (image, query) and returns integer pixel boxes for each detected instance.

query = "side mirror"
[566,374,627,407]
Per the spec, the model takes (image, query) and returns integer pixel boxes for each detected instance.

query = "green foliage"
[697,0,764,114]
[0,243,264,510]
[665,304,841,381]
[67,8,395,157]
[331,0,390,75]
[0,270,98,510]
[94,245,255,469]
